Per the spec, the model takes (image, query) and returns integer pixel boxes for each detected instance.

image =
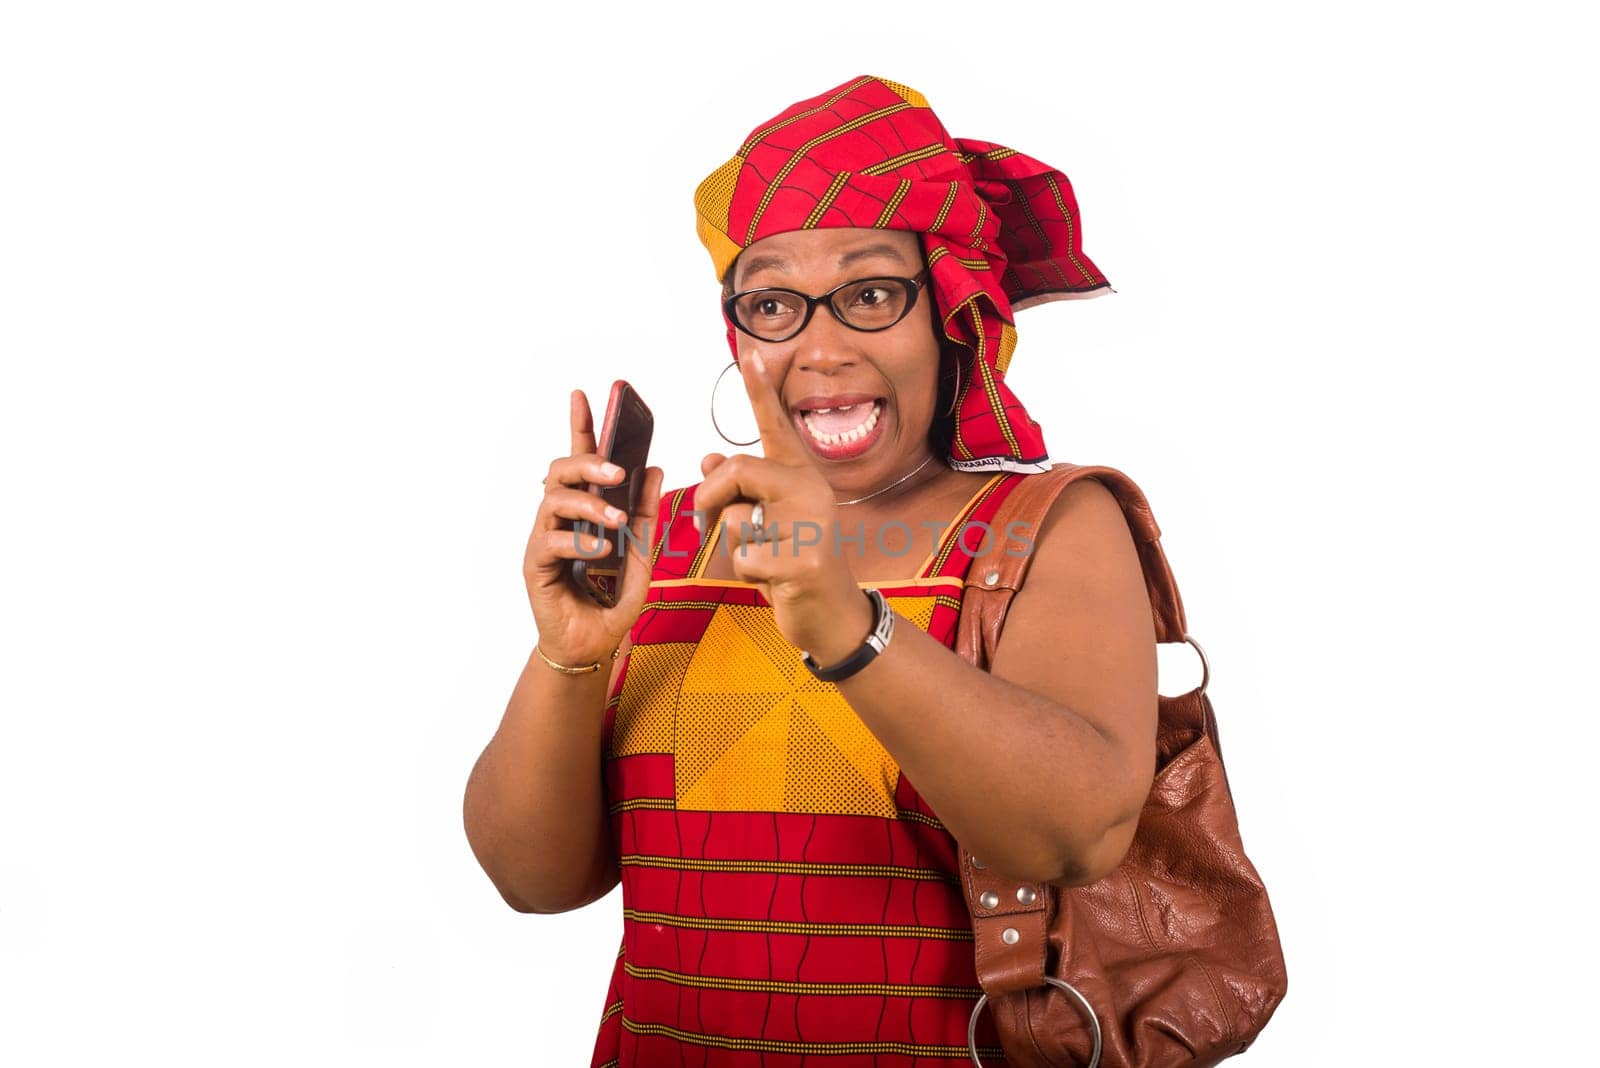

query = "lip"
[790,392,881,413]
[791,399,887,462]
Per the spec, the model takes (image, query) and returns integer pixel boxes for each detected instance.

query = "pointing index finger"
[740,350,808,464]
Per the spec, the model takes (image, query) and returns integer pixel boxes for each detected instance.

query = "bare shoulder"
[985,474,1137,578]
[1029,476,1134,570]
[990,473,1156,748]
[1005,473,1147,629]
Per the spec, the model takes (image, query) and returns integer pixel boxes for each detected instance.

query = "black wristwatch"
[801,588,894,682]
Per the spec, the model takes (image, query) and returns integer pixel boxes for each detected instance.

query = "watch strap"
[801,588,893,682]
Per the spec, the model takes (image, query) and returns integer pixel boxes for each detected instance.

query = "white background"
[2,2,1595,1064]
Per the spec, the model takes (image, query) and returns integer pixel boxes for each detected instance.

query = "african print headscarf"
[694,75,1110,474]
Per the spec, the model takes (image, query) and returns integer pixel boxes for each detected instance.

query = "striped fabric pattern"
[589,474,1028,1066]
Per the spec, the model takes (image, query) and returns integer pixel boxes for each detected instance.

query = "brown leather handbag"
[954,463,1287,1067]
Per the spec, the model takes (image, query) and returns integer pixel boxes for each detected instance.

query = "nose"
[786,304,860,374]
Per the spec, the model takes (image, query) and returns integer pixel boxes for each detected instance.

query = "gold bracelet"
[534,643,620,675]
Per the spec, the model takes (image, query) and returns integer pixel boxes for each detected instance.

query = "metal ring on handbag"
[966,977,1102,1068]
[1185,633,1210,695]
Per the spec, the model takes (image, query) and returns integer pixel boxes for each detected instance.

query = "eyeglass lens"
[732,278,914,341]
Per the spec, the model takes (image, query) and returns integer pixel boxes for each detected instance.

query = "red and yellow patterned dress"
[590,471,1027,1066]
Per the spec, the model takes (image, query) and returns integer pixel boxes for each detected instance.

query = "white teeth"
[800,400,882,446]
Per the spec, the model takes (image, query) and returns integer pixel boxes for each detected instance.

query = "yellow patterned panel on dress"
[674,595,938,818]
[892,594,937,632]
[611,641,696,757]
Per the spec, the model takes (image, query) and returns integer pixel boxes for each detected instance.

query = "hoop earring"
[710,360,760,447]
[941,355,962,419]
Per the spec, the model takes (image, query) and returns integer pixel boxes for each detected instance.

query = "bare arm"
[462,388,662,913]
[463,635,631,913]
[822,478,1159,886]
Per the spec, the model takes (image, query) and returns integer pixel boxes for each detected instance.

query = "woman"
[465,76,1158,1064]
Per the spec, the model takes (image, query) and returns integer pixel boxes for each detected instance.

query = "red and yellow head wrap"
[694,75,1110,474]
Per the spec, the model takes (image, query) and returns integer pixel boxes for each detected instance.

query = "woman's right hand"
[523,389,664,667]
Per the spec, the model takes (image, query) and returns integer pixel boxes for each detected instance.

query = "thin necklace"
[835,454,939,506]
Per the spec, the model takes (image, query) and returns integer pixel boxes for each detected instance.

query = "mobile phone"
[569,380,654,608]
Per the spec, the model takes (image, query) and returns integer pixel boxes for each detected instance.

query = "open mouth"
[798,399,883,446]
[790,398,888,460]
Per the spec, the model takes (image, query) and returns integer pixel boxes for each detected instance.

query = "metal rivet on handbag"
[954,464,1288,1068]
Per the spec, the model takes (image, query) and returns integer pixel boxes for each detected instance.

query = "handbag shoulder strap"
[954,461,1190,997]
[956,462,1188,671]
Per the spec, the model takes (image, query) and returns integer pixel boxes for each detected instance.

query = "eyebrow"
[737,242,914,287]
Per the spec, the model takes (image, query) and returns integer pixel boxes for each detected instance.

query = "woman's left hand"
[693,351,873,663]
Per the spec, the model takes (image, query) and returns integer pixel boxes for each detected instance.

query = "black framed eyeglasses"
[723,270,928,343]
